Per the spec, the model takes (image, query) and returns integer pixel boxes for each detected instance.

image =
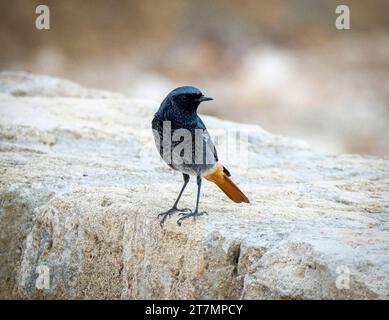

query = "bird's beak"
[196,96,213,102]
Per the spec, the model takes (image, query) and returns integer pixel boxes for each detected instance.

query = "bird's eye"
[182,95,188,101]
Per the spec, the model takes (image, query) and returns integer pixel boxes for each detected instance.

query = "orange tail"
[204,163,250,203]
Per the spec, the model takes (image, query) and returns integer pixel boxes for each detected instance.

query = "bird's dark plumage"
[152,86,249,226]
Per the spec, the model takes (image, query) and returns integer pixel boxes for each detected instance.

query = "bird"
[152,86,249,227]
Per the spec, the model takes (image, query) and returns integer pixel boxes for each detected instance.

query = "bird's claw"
[177,208,192,214]
[176,211,208,226]
[158,207,192,227]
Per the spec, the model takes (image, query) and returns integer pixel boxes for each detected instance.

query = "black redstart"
[152,86,249,226]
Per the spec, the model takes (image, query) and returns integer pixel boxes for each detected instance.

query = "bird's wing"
[201,129,218,163]
[197,117,232,177]
[197,117,219,163]
[222,165,231,177]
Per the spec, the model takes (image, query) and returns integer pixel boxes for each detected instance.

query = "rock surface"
[0,71,388,299]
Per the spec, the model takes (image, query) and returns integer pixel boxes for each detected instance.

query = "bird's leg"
[158,174,192,227]
[177,175,208,226]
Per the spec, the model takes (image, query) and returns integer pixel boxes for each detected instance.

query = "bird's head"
[164,86,213,113]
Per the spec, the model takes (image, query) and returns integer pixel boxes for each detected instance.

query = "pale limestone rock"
[0,71,388,299]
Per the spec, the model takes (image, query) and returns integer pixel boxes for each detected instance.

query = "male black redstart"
[152,86,249,226]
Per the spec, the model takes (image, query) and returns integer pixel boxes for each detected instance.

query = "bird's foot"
[158,206,192,228]
[177,210,208,226]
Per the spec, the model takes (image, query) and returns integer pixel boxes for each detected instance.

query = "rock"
[0,71,121,99]
[0,71,388,299]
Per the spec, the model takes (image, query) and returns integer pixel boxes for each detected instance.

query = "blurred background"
[1,0,389,155]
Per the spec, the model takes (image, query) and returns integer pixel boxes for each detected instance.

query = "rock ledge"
[0,72,388,299]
